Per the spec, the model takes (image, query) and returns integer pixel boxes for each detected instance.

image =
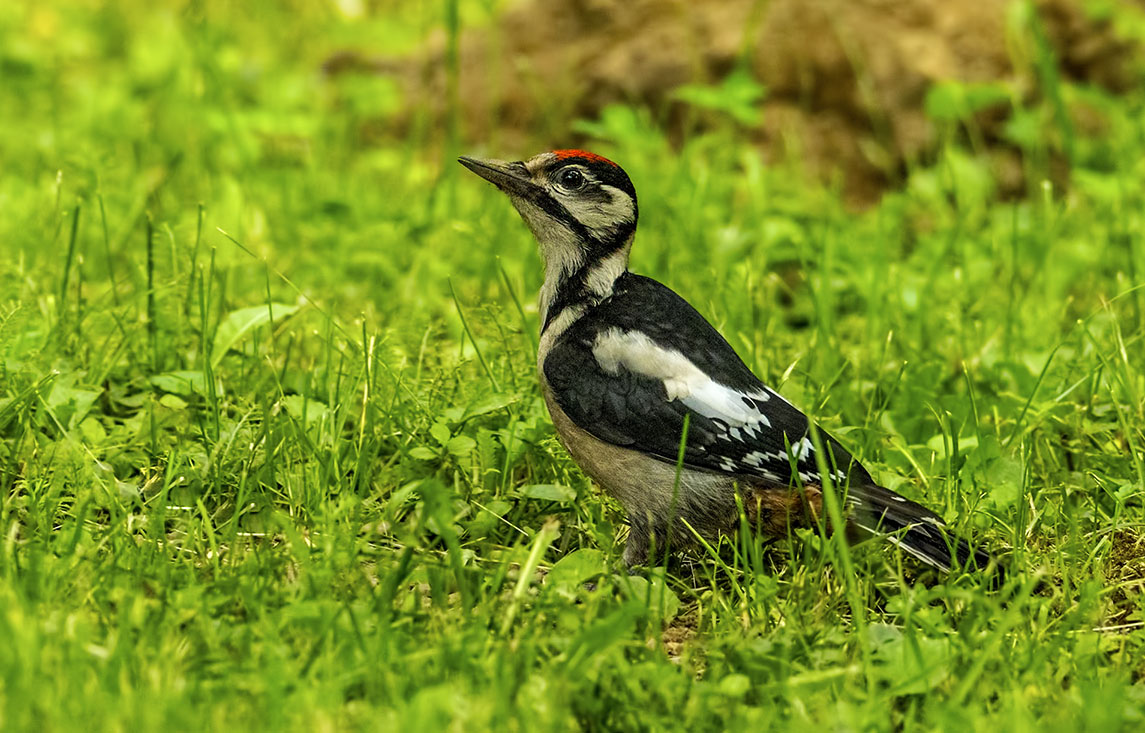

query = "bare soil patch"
[330,0,1142,202]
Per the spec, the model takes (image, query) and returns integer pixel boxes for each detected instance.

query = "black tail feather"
[846,484,999,583]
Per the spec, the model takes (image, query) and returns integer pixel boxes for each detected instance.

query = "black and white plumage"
[544,273,854,486]
[459,150,995,578]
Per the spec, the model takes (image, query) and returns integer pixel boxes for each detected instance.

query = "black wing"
[543,274,872,487]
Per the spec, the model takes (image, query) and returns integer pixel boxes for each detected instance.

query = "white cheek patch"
[591,328,773,431]
[561,184,635,240]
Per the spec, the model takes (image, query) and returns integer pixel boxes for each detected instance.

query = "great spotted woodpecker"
[460,150,994,576]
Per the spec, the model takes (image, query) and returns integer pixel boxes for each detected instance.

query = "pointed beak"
[458,156,537,198]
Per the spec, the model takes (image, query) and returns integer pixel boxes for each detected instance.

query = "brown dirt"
[661,612,696,661]
[329,0,1143,203]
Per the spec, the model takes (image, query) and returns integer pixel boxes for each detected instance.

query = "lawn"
[2,1,1145,730]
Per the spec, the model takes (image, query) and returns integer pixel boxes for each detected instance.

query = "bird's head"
[459,150,639,276]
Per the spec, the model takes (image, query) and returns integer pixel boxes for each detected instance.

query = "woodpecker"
[459,150,995,577]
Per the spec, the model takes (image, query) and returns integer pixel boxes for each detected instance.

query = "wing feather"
[543,275,872,487]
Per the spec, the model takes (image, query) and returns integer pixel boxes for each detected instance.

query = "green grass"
[3,1,1145,730]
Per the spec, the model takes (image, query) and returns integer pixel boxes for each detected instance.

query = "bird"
[459,149,995,578]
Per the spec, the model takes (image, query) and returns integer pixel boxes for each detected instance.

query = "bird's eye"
[555,167,586,190]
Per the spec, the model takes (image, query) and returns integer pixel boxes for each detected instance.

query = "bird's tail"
[845,483,997,579]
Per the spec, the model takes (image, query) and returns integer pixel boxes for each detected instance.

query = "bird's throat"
[540,246,630,334]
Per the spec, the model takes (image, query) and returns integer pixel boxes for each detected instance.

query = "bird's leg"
[622,511,654,569]
[623,509,676,570]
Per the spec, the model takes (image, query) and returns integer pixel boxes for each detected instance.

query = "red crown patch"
[552,149,618,167]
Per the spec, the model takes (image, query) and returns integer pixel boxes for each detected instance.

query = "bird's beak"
[458,156,536,198]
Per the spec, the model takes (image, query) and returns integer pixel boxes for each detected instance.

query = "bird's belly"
[540,385,824,544]
[542,386,737,529]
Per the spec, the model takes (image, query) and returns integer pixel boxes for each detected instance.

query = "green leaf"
[1002,107,1044,151]
[210,303,300,366]
[546,549,608,599]
[445,434,476,457]
[429,421,451,446]
[79,416,107,443]
[45,382,101,431]
[925,80,1010,122]
[924,81,965,122]
[672,68,766,126]
[409,446,438,461]
[563,605,642,677]
[717,674,752,697]
[943,148,995,204]
[467,498,513,536]
[964,435,1023,509]
[519,484,576,503]
[964,82,1010,111]
[617,572,680,621]
[150,370,211,397]
[158,394,188,410]
[867,623,950,695]
[441,392,520,423]
[925,432,979,458]
[281,394,331,425]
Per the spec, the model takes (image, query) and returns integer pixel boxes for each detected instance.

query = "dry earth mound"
[330,0,1142,202]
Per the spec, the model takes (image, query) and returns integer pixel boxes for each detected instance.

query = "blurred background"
[337,0,1142,203]
[5,0,1143,322]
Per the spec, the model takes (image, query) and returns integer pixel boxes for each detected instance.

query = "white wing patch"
[592,328,775,431]
[590,327,825,483]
